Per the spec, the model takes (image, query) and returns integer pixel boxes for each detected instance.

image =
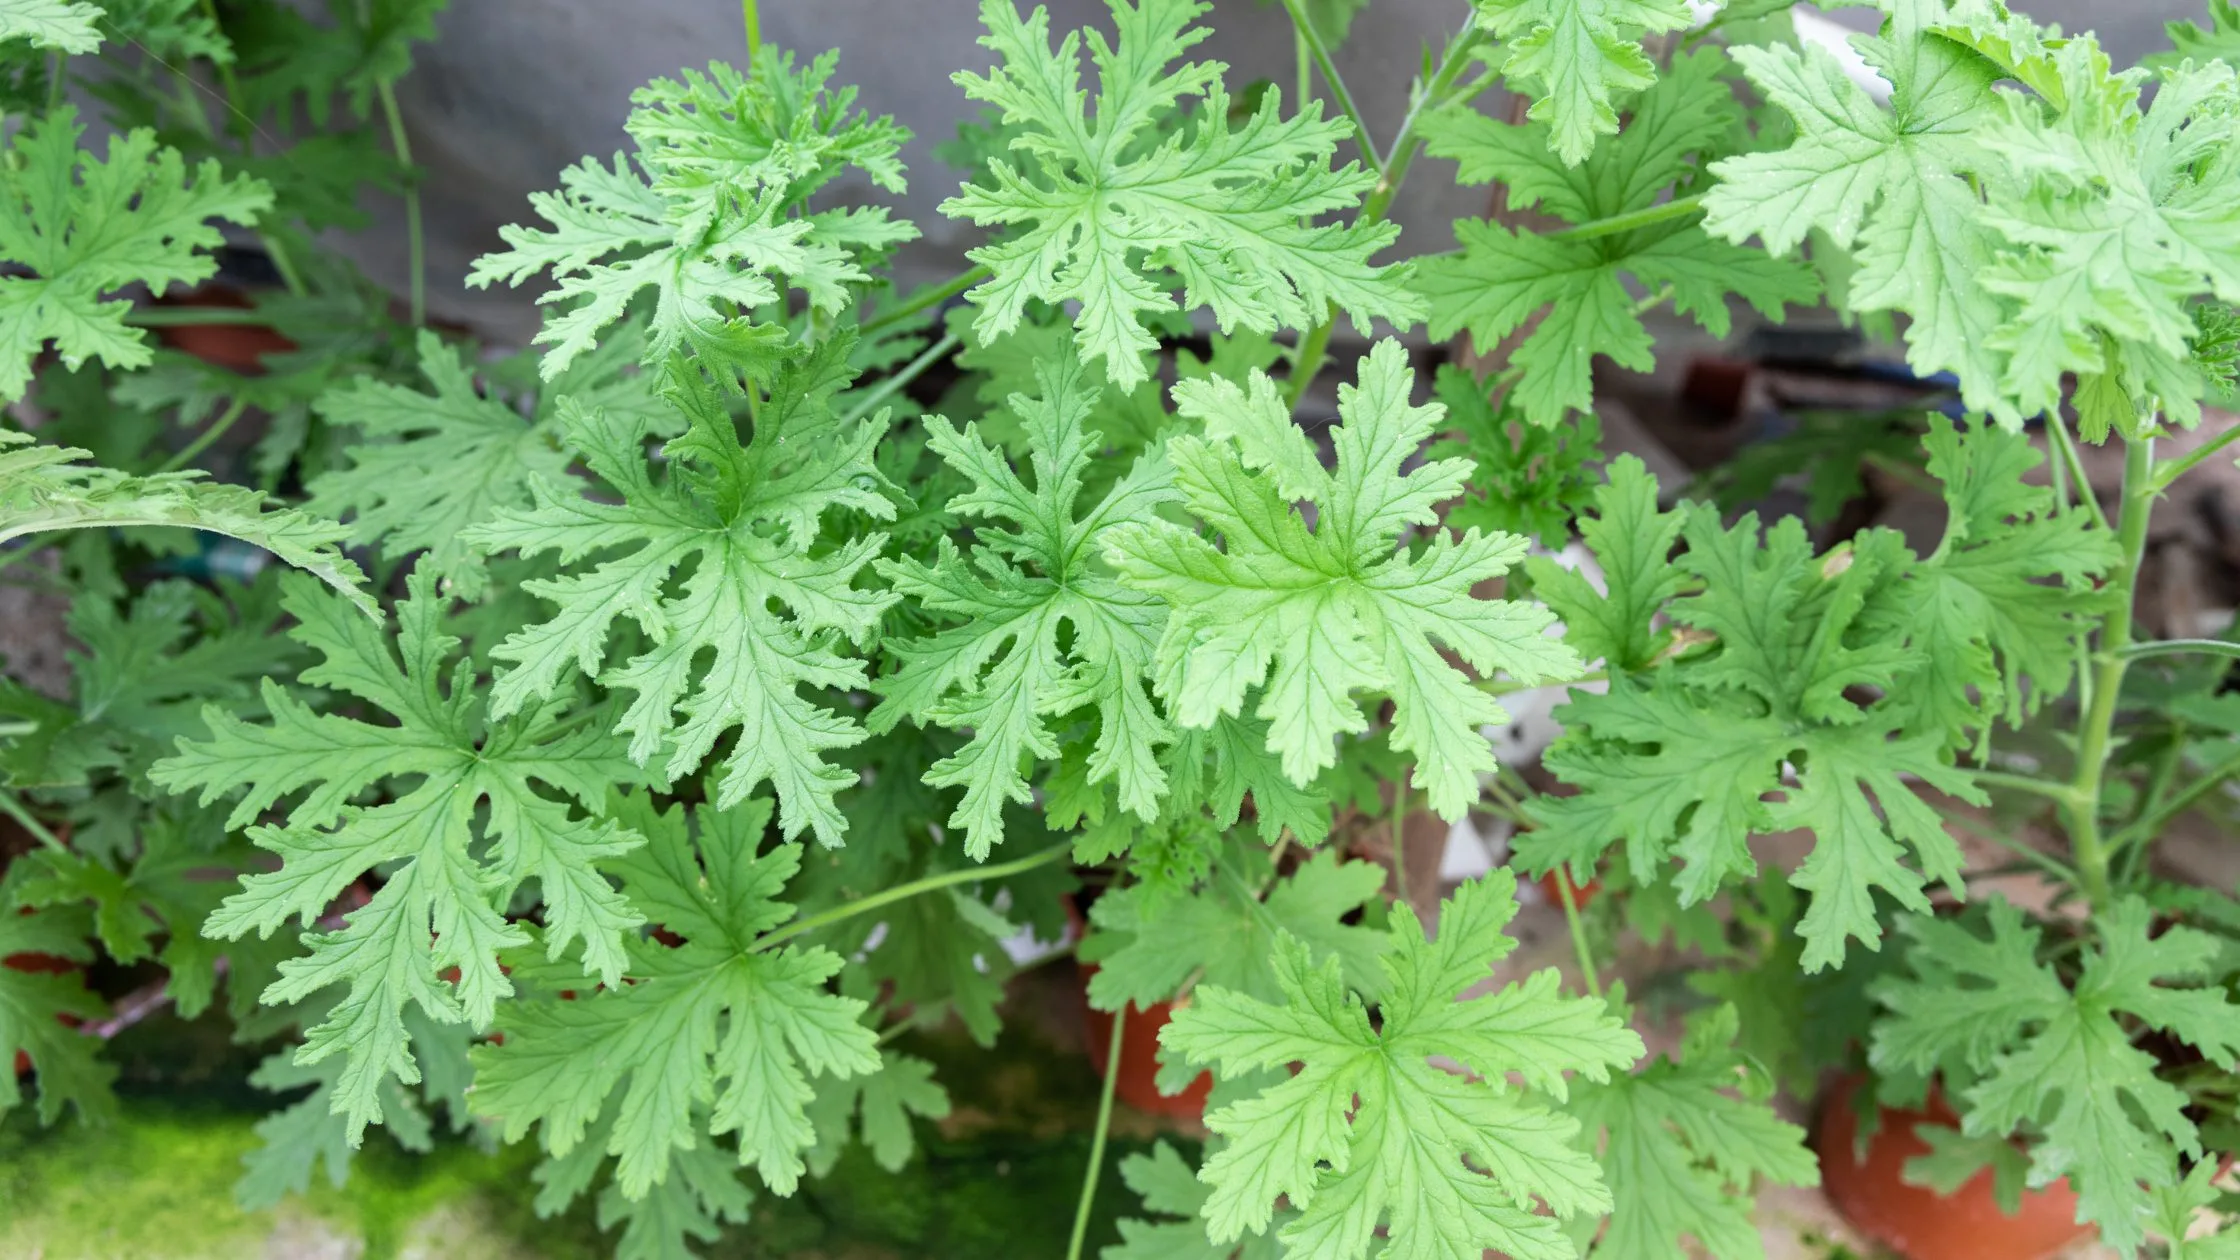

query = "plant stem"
[742,0,761,60]
[2110,743,2240,854]
[1389,768,1411,907]
[1477,669,1605,696]
[1065,1002,1125,1260]
[2045,411,2109,532]
[861,266,990,337]
[2117,638,2240,663]
[0,789,66,852]
[840,332,959,425]
[1553,865,1603,1002]
[1277,0,1380,179]
[1284,23,1483,410]
[1946,816,2081,886]
[156,396,249,473]
[125,305,278,327]
[2150,421,2240,494]
[1548,192,1707,243]
[753,839,1072,952]
[375,80,425,327]
[2067,434,2156,911]
[1967,768,2083,807]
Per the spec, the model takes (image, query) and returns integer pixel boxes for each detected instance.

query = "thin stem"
[375,80,425,328]
[2118,638,2240,663]
[1283,24,1483,410]
[2151,422,2240,494]
[753,840,1072,952]
[0,789,66,852]
[1065,1003,1125,1260]
[1277,0,1380,179]
[741,0,761,60]
[198,0,248,139]
[126,305,277,327]
[2068,434,2156,911]
[1294,26,1311,112]
[861,266,990,337]
[156,396,250,473]
[1554,864,1603,1002]
[0,720,35,738]
[1631,283,1677,317]
[1946,816,2081,886]
[1548,192,1707,243]
[2045,411,2109,532]
[2111,744,2240,854]
[1477,669,1605,696]
[840,332,959,426]
[1389,768,1411,908]
[1968,768,2083,807]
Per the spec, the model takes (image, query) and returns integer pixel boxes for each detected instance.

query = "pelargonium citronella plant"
[5,0,2240,1254]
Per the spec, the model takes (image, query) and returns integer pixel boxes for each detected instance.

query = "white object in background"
[1685,1,1893,105]
[1484,542,1607,769]
[1438,816,1495,882]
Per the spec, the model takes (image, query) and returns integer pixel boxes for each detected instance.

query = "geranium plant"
[4,0,2240,1256]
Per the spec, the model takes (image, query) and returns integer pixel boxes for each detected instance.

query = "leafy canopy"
[871,349,1176,857]
[153,572,648,1142]
[1106,340,1581,822]
[0,0,103,53]
[1422,47,1817,426]
[941,0,1422,388]
[463,340,896,846]
[0,107,272,401]
[474,794,879,1203]
[1163,871,1643,1260]
[1872,898,2240,1252]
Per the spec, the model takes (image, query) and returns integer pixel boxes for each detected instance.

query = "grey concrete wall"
[362,0,2208,343]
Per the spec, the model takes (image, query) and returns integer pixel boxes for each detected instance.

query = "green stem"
[157,396,250,473]
[2110,744,2240,854]
[125,305,277,328]
[861,266,990,337]
[1549,192,1708,243]
[375,80,425,327]
[1948,816,2081,886]
[2045,412,2109,532]
[2117,638,2240,662]
[2150,422,2240,494]
[1477,669,1605,696]
[1294,25,1311,111]
[753,840,1072,952]
[1284,24,1483,410]
[1968,768,2083,807]
[1277,0,1380,178]
[0,789,66,852]
[2068,434,2156,912]
[0,721,36,739]
[742,0,761,59]
[1064,1003,1125,1260]
[1553,863,1603,1002]
[840,332,959,425]
[1389,768,1411,908]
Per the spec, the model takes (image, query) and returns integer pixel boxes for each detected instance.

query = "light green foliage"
[1106,1140,1285,1260]
[941,0,1421,389]
[1106,341,1580,823]
[0,431,373,615]
[2157,0,2240,72]
[529,1103,755,1260]
[1080,841,1388,1013]
[470,47,912,381]
[1163,872,1643,1259]
[473,795,880,1202]
[1424,48,1817,426]
[872,350,1176,856]
[1903,1123,2030,1215]
[0,874,114,1126]
[1521,421,2111,969]
[464,341,896,845]
[0,0,103,53]
[1568,1003,1817,1259]
[1427,364,1602,545]
[152,572,648,1143]
[0,108,271,401]
[1872,897,2240,1252]
[1525,455,1682,675]
[2150,1161,2240,1258]
[803,1051,950,1177]
[1470,0,1695,165]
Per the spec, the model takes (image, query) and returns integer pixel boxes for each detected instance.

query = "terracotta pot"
[1817,1076,2092,1260]
[151,284,295,373]
[1081,985,1212,1120]
[1538,867,1601,910]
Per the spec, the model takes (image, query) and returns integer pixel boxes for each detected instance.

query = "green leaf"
[873,349,1176,857]
[1427,364,1602,546]
[2150,1160,2240,1259]
[1703,5,2020,422]
[2154,0,2240,74]
[1106,341,1581,822]
[1902,1123,2029,1216]
[1081,842,1388,1013]
[0,430,374,617]
[1526,453,1684,674]
[1569,1003,1818,1259]
[463,343,897,845]
[471,48,912,381]
[940,0,1421,389]
[1871,897,2240,1252]
[152,571,647,1143]
[803,1051,950,1177]
[1161,871,1643,1259]
[0,107,272,401]
[474,794,880,1201]
[1470,0,1696,165]
[0,0,103,53]
[0,873,113,1126]
[1424,48,1817,425]
[1105,1139,1287,1260]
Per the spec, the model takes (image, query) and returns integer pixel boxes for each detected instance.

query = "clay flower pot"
[1081,986,1212,1120]
[1538,866,1601,910]
[1817,1076,2092,1260]
[150,283,295,374]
